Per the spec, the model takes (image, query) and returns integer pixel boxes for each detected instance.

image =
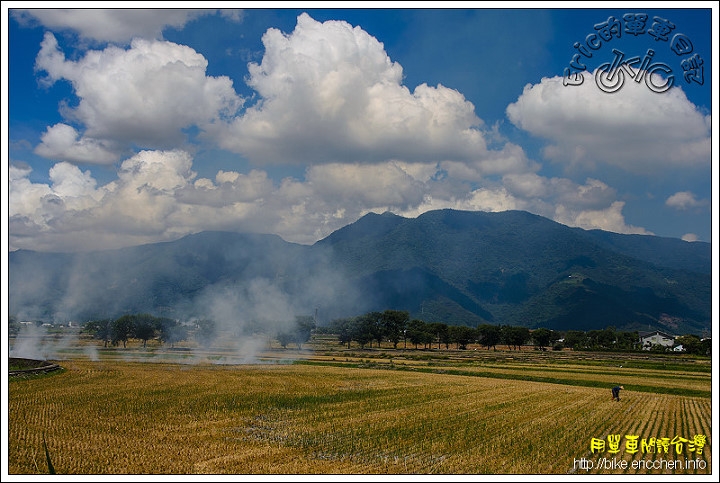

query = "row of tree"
[83,314,196,348]
[322,311,710,355]
[322,310,549,351]
[81,314,316,349]
[11,312,710,355]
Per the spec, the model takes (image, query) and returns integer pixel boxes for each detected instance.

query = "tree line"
[320,310,550,351]
[320,310,710,355]
[9,312,709,356]
[80,314,316,350]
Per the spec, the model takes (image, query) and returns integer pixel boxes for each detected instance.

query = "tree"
[675,334,703,355]
[84,319,113,347]
[598,327,617,350]
[381,310,409,349]
[477,324,501,350]
[156,318,187,348]
[330,317,354,349]
[615,331,640,351]
[564,330,587,350]
[449,325,476,350]
[365,311,384,349]
[276,330,293,349]
[699,337,711,357]
[112,315,136,348]
[501,325,529,350]
[428,322,449,350]
[407,319,429,349]
[531,327,554,350]
[293,315,316,350]
[352,314,375,349]
[420,327,435,349]
[134,314,157,348]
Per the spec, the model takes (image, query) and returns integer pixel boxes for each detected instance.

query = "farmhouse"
[639,330,675,350]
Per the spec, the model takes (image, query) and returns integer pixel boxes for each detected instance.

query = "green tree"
[675,334,702,355]
[531,327,554,350]
[294,315,316,349]
[277,330,293,349]
[477,324,501,350]
[83,319,112,347]
[134,315,156,348]
[352,314,375,349]
[156,318,187,348]
[598,327,617,350]
[501,325,529,350]
[407,319,429,349]
[564,330,588,350]
[365,311,384,349]
[615,331,640,351]
[699,337,711,357]
[111,315,137,348]
[449,325,476,350]
[428,322,449,350]
[330,317,355,349]
[381,310,409,349]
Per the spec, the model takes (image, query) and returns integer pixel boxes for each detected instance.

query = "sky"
[2,3,717,254]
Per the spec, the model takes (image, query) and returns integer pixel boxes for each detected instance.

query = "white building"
[639,330,675,350]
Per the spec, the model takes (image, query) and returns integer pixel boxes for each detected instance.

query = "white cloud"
[34,32,243,158]
[212,13,496,167]
[9,145,652,252]
[554,201,652,236]
[665,191,708,210]
[48,162,99,200]
[306,162,426,208]
[34,123,122,165]
[12,9,220,43]
[506,71,711,174]
[9,12,663,252]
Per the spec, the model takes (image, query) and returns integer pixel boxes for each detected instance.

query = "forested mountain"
[8,209,712,335]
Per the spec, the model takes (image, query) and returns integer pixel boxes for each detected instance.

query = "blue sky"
[3,3,717,253]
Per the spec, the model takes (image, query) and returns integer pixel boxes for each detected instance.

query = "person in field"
[611,385,624,401]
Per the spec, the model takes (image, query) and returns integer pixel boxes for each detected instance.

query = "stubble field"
[7,335,713,476]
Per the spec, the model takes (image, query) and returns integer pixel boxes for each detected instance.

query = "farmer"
[611,385,624,401]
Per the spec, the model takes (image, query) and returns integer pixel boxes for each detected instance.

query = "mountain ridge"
[8,209,711,335]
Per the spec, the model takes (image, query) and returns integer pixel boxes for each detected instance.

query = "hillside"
[8,209,712,335]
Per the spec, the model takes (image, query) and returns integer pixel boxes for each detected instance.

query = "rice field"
[7,341,713,476]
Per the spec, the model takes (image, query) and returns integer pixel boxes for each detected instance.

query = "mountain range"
[7,209,712,336]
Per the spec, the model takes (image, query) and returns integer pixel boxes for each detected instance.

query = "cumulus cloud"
[10,12,664,252]
[34,123,123,164]
[212,13,496,167]
[554,201,652,236]
[11,144,653,252]
[34,32,243,160]
[506,70,711,174]
[306,162,427,208]
[12,9,224,43]
[665,191,708,210]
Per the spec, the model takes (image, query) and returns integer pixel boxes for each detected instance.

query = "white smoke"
[9,323,78,361]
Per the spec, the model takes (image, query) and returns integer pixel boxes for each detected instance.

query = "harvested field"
[7,341,712,476]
